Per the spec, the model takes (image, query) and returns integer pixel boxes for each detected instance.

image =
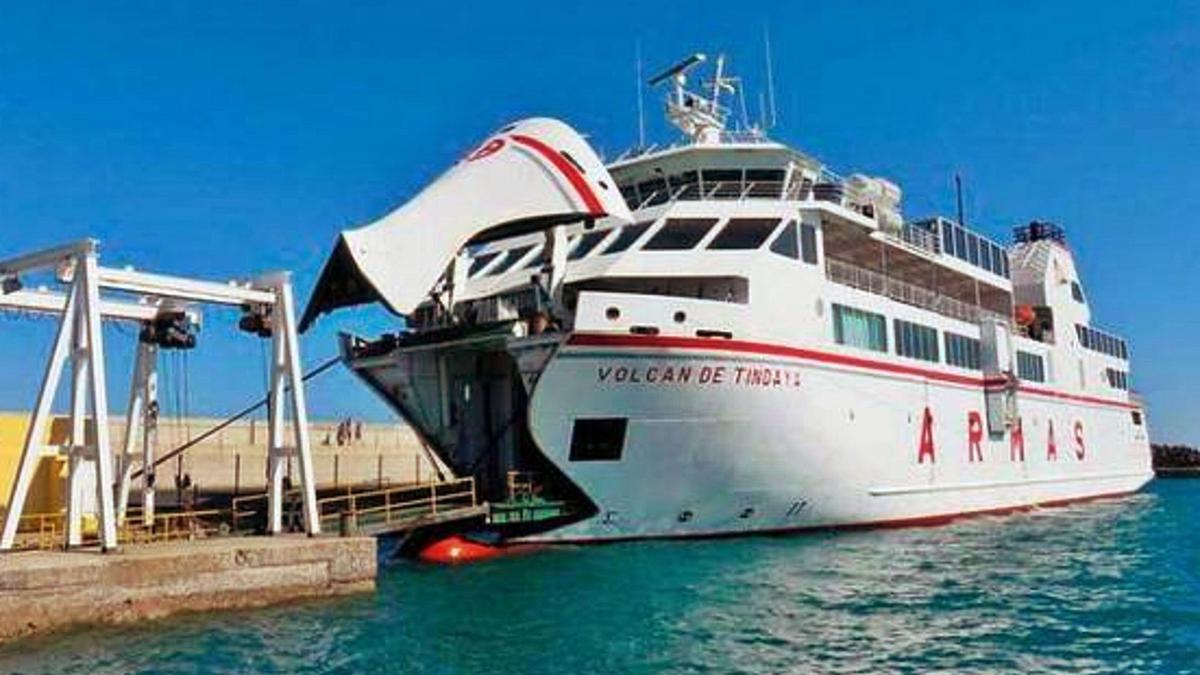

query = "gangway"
[0,239,321,551]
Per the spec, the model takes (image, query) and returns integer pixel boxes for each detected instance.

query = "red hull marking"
[539,489,1143,545]
[567,333,1139,411]
[509,134,605,216]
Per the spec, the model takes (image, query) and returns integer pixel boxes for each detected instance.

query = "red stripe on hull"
[533,489,1143,546]
[566,332,1139,411]
[509,134,605,216]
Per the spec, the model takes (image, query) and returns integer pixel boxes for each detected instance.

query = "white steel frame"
[0,240,320,551]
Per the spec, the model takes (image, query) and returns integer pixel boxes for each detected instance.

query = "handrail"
[826,257,1009,326]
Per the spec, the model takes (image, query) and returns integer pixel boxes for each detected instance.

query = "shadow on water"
[3,481,1200,674]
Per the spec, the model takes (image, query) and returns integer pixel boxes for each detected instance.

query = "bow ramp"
[300,118,631,330]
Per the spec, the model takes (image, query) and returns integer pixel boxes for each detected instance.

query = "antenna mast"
[636,40,646,149]
[764,25,778,128]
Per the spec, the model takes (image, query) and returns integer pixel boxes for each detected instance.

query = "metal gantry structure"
[0,239,321,551]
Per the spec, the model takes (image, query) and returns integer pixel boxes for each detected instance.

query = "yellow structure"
[0,413,67,516]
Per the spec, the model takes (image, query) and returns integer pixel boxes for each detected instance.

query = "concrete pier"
[0,536,376,642]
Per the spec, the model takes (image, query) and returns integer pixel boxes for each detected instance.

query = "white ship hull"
[515,333,1151,542]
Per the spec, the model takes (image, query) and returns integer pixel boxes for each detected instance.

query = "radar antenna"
[649,52,749,145]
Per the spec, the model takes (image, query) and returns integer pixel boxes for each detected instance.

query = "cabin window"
[945,332,982,370]
[941,224,954,255]
[1017,351,1047,382]
[1071,281,1085,303]
[800,223,819,264]
[603,222,653,255]
[1106,368,1129,390]
[894,319,940,363]
[468,252,501,277]
[569,229,610,260]
[643,218,719,251]
[832,304,888,353]
[487,245,534,276]
[569,418,627,462]
[1131,410,1143,426]
[1075,323,1127,360]
[707,218,780,250]
[769,221,799,259]
[954,227,967,260]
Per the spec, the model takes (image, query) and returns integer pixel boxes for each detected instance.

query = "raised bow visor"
[299,118,632,331]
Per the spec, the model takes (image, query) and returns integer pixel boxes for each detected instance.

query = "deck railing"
[826,257,1007,326]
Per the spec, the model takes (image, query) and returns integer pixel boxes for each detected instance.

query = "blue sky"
[1,2,1197,443]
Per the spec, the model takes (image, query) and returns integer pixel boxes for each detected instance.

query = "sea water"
[3,480,1199,674]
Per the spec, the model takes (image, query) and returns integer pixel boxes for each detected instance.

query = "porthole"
[673,311,687,323]
[605,306,620,321]
[677,510,694,523]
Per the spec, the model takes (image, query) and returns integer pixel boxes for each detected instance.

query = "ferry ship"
[301,54,1152,543]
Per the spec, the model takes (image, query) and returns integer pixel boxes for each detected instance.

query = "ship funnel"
[300,118,632,331]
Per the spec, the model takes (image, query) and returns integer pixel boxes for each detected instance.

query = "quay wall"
[0,536,377,642]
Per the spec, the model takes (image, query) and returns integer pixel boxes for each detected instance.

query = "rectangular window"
[568,418,628,461]
[636,178,669,206]
[945,332,982,370]
[1071,281,1085,303]
[707,218,780,250]
[954,226,967,260]
[800,223,819,264]
[894,319,940,362]
[602,222,653,255]
[941,222,954,256]
[568,229,610,260]
[668,171,700,200]
[643,218,719,250]
[488,245,533,276]
[744,168,786,197]
[966,233,980,266]
[701,169,743,198]
[770,221,799,259]
[468,251,501,277]
[832,304,888,353]
[1017,351,1046,382]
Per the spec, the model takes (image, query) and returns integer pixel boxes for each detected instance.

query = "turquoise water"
[3,481,1200,674]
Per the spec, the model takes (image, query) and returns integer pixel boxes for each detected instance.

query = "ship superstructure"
[303,54,1151,542]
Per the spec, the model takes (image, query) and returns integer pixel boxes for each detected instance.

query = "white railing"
[826,257,1007,325]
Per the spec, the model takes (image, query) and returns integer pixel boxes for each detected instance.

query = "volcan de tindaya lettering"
[301,53,1152,543]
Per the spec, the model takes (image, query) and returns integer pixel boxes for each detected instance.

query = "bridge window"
[669,171,701,200]
[945,332,982,370]
[701,169,743,199]
[603,222,653,255]
[1017,351,1046,382]
[894,319,940,363]
[707,218,780,250]
[1071,281,1085,303]
[800,223,819,264]
[770,221,799,259]
[744,169,785,198]
[569,229,610,260]
[644,218,719,251]
[569,418,627,462]
[833,304,888,353]
[636,178,669,207]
